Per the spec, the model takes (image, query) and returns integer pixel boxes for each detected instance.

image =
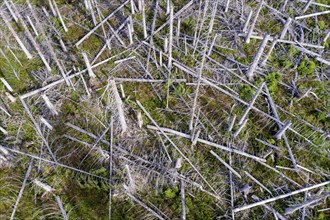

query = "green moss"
[298,58,316,76]
[164,186,178,199]
[318,212,327,220]
[71,90,80,101]
[238,84,254,100]
[243,38,258,60]
[181,19,196,36]
[281,59,294,68]
[265,72,282,96]
[318,20,326,30]
[62,102,77,115]
[288,45,299,57]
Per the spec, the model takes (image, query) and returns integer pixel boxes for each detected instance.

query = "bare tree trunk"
[0,77,14,92]
[233,181,330,212]
[75,0,129,47]
[295,10,330,20]
[40,117,53,130]
[210,150,241,178]
[109,80,128,133]
[285,193,330,215]
[4,0,18,23]
[52,0,68,32]
[168,4,174,69]
[279,18,292,39]
[242,9,253,33]
[180,180,186,220]
[228,114,236,132]
[26,16,39,36]
[82,52,96,78]
[0,13,33,59]
[237,82,265,125]
[264,85,297,169]
[225,0,230,13]
[246,34,270,81]
[260,38,278,67]
[141,0,148,39]
[147,125,266,162]
[274,121,292,140]
[124,190,165,220]
[130,0,135,14]
[55,195,68,220]
[245,0,263,43]
[48,0,57,16]
[244,171,272,195]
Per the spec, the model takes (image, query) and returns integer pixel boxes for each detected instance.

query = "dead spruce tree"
[0,0,329,219]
